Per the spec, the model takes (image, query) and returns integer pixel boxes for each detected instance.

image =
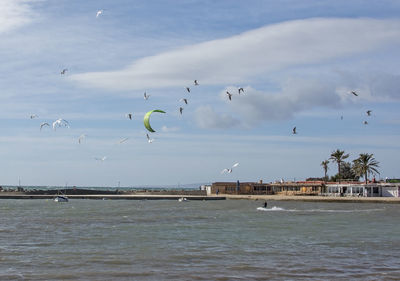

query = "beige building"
[211,181,324,196]
[210,181,400,197]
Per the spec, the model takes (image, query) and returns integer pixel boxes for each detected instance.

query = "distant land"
[0,182,211,191]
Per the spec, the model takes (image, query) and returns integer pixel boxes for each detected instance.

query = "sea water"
[1,199,399,280]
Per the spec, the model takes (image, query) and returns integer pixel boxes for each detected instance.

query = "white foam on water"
[257,206,284,211]
[303,208,385,213]
[257,207,385,213]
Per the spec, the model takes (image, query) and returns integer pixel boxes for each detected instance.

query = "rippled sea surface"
[1,199,399,280]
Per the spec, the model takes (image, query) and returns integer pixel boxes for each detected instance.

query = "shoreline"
[0,192,400,203]
[0,193,224,201]
[223,194,400,204]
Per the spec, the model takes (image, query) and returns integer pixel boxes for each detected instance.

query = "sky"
[1,0,400,187]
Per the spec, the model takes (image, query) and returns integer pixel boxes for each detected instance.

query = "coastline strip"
[224,194,400,204]
[0,194,225,200]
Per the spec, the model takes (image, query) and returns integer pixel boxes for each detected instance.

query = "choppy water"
[1,199,399,280]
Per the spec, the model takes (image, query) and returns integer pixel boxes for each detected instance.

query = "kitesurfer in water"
[263,201,267,208]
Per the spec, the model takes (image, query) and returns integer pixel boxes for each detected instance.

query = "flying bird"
[95,156,107,161]
[221,162,239,174]
[180,98,188,105]
[146,133,154,143]
[52,119,69,130]
[194,80,199,86]
[118,137,129,144]
[60,69,68,75]
[186,87,190,93]
[292,127,297,134]
[126,113,133,120]
[363,121,368,125]
[350,91,358,96]
[226,91,232,101]
[78,134,86,144]
[144,92,150,100]
[179,107,184,115]
[238,87,244,94]
[96,9,103,18]
[30,114,38,119]
[40,122,49,130]
[366,110,372,116]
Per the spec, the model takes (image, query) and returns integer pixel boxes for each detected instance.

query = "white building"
[325,183,400,197]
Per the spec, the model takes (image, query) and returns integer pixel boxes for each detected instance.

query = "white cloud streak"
[0,0,38,34]
[70,18,400,91]
[195,105,241,129]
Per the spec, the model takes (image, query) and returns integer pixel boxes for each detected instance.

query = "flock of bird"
[29,9,375,176]
[291,90,373,135]
[34,70,243,172]
[348,90,373,126]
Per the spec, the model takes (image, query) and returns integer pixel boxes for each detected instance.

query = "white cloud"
[195,105,240,129]
[221,79,342,124]
[334,71,400,102]
[70,18,400,91]
[0,0,38,34]
[161,125,180,133]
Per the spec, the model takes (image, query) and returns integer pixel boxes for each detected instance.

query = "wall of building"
[381,186,399,197]
[211,182,323,195]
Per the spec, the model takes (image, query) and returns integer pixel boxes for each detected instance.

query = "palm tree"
[352,153,380,184]
[320,160,329,181]
[330,149,349,183]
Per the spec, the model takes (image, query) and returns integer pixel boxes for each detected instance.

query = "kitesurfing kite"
[143,109,166,133]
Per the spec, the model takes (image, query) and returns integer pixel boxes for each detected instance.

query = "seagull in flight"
[194,80,199,86]
[366,110,372,116]
[221,162,239,174]
[292,127,297,134]
[126,113,133,120]
[78,134,86,144]
[363,121,368,125]
[95,156,107,161]
[226,91,232,101]
[180,98,188,105]
[118,137,129,144]
[30,114,38,119]
[52,119,69,130]
[60,69,68,75]
[40,122,49,130]
[238,87,244,94]
[179,107,183,115]
[186,87,190,93]
[144,92,150,100]
[350,91,358,96]
[146,133,154,143]
[96,9,103,18]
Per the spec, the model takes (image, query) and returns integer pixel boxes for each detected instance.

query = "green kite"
[143,109,166,133]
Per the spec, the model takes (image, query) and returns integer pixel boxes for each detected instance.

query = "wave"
[257,207,385,213]
[256,206,284,211]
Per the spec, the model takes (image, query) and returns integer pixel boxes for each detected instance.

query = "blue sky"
[1,0,400,187]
